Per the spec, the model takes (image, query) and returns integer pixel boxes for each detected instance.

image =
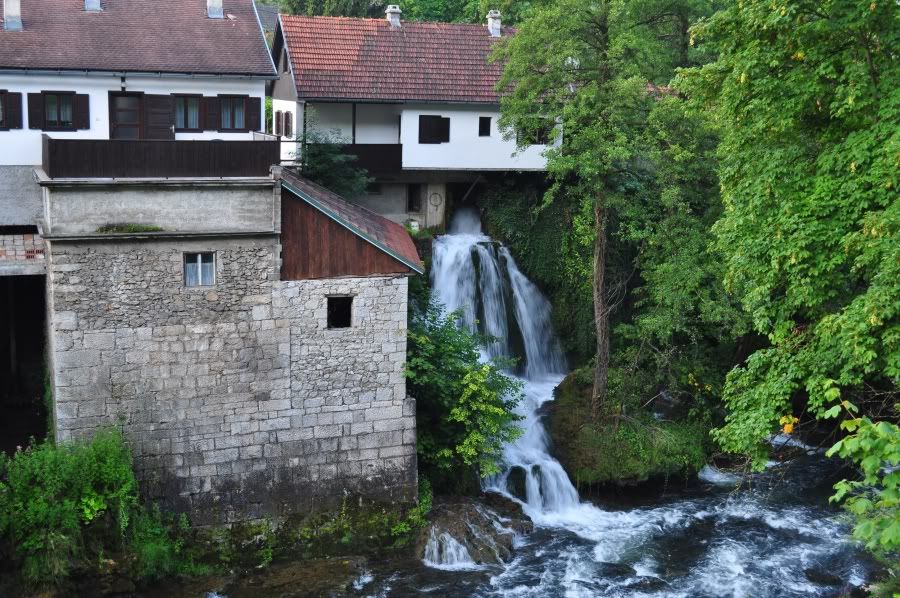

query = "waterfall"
[430,207,585,520]
[422,528,482,570]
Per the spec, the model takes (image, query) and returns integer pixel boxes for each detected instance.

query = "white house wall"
[399,105,548,171]
[272,98,299,162]
[306,102,353,141]
[0,74,266,167]
[355,104,402,144]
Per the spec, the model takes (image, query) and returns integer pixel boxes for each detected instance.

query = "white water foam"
[422,527,483,571]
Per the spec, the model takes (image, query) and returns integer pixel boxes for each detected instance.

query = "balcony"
[306,143,402,174]
[41,135,280,179]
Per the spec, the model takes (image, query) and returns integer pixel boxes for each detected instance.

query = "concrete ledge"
[43,230,279,242]
[33,168,274,188]
[0,261,46,276]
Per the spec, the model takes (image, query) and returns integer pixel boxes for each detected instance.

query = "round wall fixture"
[429,192,443,207]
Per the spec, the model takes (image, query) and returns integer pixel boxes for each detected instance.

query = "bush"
[0,428,138,587]
[406,300,524,481]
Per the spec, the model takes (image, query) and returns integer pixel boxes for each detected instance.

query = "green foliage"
[407,300,524,477]
[278,0,534,23]
[95,223,165,233]
[0,429,138,588]
[129,507,212,581]
[678,0,899,554]
[827,412,900,553]
[551,368,711,484]
[298,111,371,198]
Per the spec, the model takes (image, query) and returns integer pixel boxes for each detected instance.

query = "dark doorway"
[0,276,48,454]
[109,93,143,139]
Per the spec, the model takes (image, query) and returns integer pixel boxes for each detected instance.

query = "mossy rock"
[550,368,710,487]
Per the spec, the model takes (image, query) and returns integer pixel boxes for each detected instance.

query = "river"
[346,209,878,597]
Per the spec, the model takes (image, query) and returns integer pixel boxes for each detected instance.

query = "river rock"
[416,494,533,566]
[505,466,528,502]
[804,567,843,586]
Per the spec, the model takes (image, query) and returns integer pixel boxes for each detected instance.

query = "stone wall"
[49,236,416,524]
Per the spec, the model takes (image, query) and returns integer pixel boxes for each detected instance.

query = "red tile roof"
[0,0,275,77]
[278,168,423,274]
[279,15,509,103]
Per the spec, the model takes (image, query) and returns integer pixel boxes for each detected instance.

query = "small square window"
[479,116,491,137]
[184,252,215,286]
[327,296,352,329]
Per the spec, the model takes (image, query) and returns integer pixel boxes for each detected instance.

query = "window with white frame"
[184,252,215,286]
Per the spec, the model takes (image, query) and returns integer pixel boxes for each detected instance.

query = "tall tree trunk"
[592,199,609,421]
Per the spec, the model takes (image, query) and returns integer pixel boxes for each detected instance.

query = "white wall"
[0,74,267,166]
[356,104,402,144]
[272,98,300,162]
[306,102,352,141]
[400,105,548,171]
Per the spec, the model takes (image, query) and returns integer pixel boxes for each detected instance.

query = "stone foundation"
[49,237,416,524]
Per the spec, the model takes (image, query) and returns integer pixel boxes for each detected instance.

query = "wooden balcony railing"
[305,143,402,174]
[42,135,280,179]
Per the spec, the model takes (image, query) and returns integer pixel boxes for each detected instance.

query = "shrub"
[406,300,524,480]
[0,428,138,587]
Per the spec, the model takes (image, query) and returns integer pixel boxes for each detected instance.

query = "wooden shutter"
[143,95,175,139]
[27,93,44,129]
[6,92,22,129]
[247,96,261,132]
[418,115,439,143]
[285,112,293,138]
[274,111,282,136]
[204,97,220,131]
[74,94,90,130]
[439,116,450,142]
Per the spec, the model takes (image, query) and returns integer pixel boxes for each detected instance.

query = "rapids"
[393,208,878,597]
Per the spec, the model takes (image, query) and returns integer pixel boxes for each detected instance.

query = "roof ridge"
[279,13,494,28]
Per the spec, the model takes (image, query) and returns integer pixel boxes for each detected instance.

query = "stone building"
[1,0,423,524]
[42,164,422,524]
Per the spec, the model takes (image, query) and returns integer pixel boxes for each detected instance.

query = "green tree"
[494,0,718,419]
[297,126,371,199]
[406,301,523,479]
[680,0,899,548]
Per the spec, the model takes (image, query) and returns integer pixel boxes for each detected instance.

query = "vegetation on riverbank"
[0,429,432,593]
[549,367,710,486]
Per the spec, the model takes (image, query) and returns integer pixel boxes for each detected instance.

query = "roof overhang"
[281,179,424,275]
[0,68,278,80]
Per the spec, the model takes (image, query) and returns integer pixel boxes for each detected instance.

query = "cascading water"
[430,207,582,517]
[399,207,877,596]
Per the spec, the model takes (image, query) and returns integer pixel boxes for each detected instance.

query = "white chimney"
[85,0,101,11]
[3,0,22,31]
[207,0,224,19]
[385,4,401,27]
[487,9,501,37]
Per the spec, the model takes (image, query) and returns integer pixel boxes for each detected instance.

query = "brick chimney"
[487,9,501,37]
[207,0,224,19]
[85,0,101,11]
[385,4,401,28]
[3,0,22,31]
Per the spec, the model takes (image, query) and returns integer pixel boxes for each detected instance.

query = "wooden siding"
[42,136,279,179]
[281,195,413,279]
[306,143,402,174]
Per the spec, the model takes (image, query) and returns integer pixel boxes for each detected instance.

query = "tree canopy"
[680,0,899,549]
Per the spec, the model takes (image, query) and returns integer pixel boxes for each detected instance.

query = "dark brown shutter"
[143,94,175,139]
[247,96,261,132]
[74,94,90,130]
[439,116,450,142]
[419,115,439,143]
[6,93,22,129]
[204,97,220,131]
[274,111,282,136]
[27,93,44,129]
[285,112,292,138]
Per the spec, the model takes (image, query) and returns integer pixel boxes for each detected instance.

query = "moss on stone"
[550,368,710,486]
